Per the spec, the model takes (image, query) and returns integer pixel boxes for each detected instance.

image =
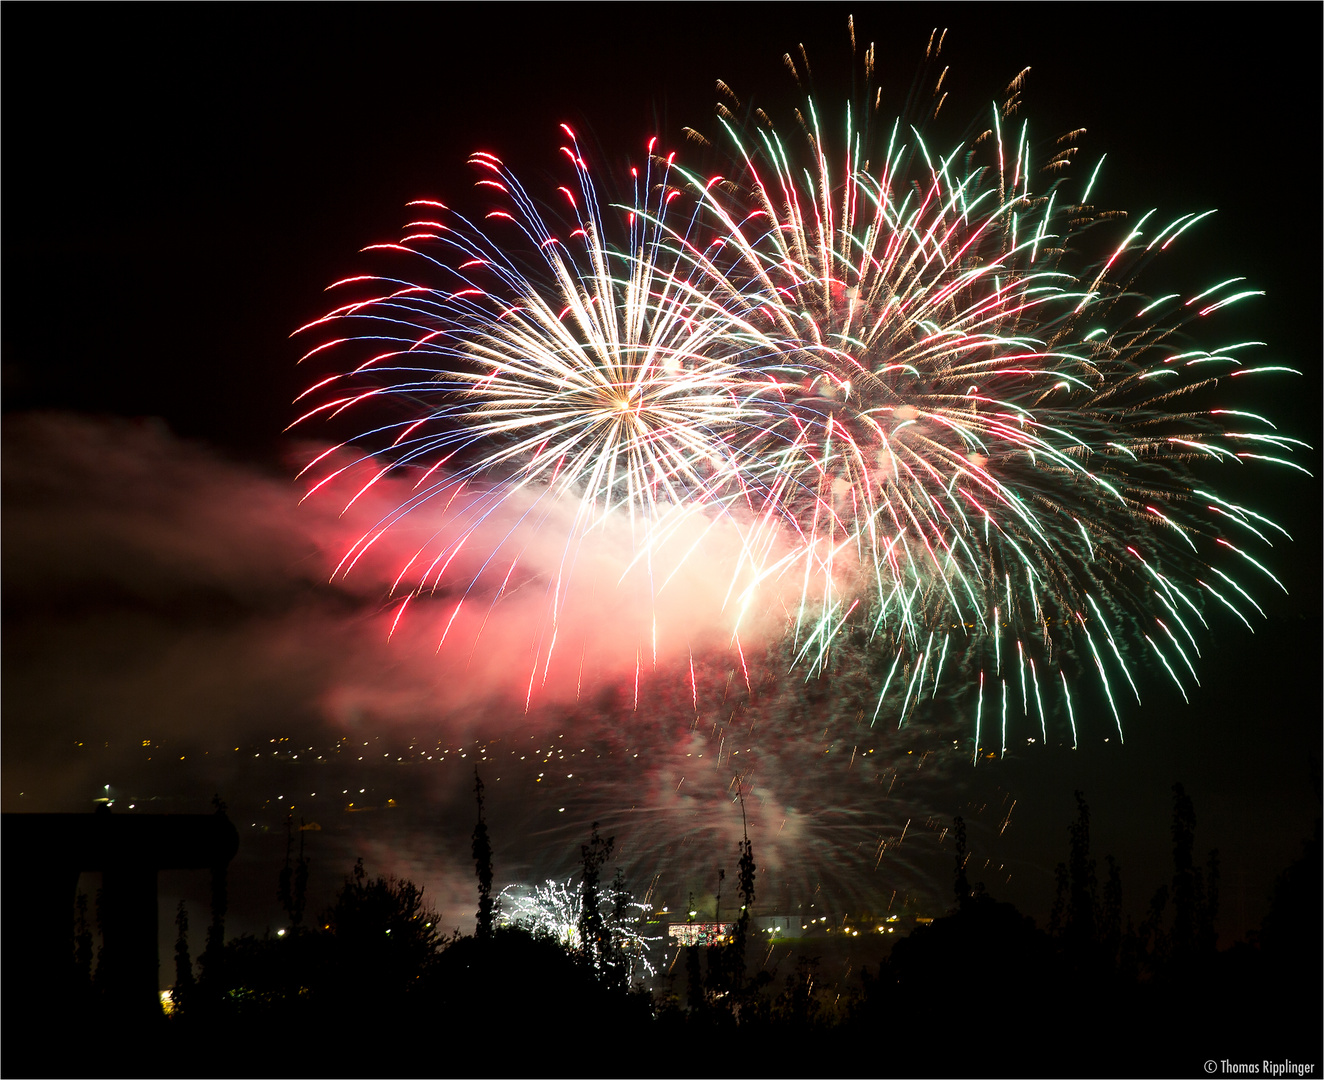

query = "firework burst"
[294,33,1304,759]
[293,129,799,706]
[497,875,659,981]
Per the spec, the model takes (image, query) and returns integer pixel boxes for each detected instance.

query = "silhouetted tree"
[736,840,755,918]
[277,813,309,928]
[1259,816,1321,961]
[325,858,443,992]
[685,891,704,1016]
[73,889,94,990]
[1139,882,1170,973]
[173,900,195,1013]
[1169,781,1200,961]
[726,791,758,1005]
[1250,815,1322,1057]
[773,955,822,1029]
[472,769,495,940]
[1048,860,1069,937]
[278,818,293,918]
[293,824,310,929]
[200,795,230,995]
[602,868,632,993]
[428,922,651,1062]
[952,816,971,909]
[1066,791,1099,947]
[1199,847,1220,956]
[91,886,108,994]
[705,866,728,1002]
[1048,791,1112,976]
[1165,778,1223,968]
[577,823,614,971]
[1100,853,1124,966]
[880,885,1055,1059]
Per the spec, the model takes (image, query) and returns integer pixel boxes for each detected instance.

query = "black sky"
[3,6,1320,945]
[7,8,1319,450]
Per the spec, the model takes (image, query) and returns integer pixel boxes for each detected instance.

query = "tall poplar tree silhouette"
[578,823,614,970]
[472,768,495,940]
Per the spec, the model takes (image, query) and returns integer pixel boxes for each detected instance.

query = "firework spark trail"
[295,32,1303,759]
[293,129,836,700]
[645,43,1306,751]
[497,876,659,981]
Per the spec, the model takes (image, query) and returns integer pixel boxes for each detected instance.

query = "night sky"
[4,6,1320,959]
